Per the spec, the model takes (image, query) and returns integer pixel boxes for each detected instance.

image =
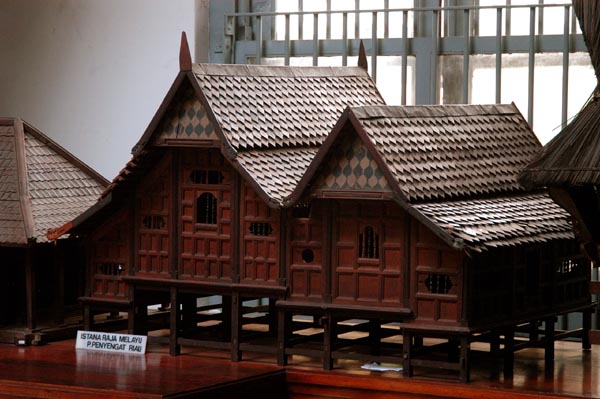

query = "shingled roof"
[353,104,540,202]
[289,105,574,252]
[519,0,600,187]
[0,118,107,245]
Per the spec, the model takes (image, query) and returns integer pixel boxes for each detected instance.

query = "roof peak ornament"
[358,40,368,72]
[179,31,192,72]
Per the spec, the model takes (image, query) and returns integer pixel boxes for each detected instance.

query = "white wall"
[0,0,196,179]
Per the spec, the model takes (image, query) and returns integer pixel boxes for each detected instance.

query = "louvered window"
[197,192,218,224]
[359,226,379,259]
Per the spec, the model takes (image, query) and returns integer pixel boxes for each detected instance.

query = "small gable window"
[359,226,379,259]
[190,169,223,185]
[197,193,218,224]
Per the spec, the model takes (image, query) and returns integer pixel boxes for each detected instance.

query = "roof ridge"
[192,63,369,78]
[13,118,35,242]
[351,104,518,119]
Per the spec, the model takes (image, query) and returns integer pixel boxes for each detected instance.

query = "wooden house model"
[51,35,593,381]
[0,117,107,343]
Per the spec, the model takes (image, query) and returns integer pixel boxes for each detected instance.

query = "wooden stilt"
[53,243,65,326]
[83,305,93,331]
[459,336,470,382]
[231,293,241,362]
[582,308,592,350]
[369,319,381,356]
[277,308,290,366]
[544,317,555,371]
[169,287,180,356]
[504,328,515,378]
[25,246,36,331]
[402,330,413,377]
[322,313,334,370]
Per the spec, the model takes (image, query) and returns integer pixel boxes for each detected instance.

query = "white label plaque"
[75,330,147,354]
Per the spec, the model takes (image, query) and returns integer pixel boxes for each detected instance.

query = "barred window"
[249,222,273,236]
[424,274,453,294]
[142,215,166,230]
[359,226,379,259]
[97,263,123,276]
[197,192,218,224]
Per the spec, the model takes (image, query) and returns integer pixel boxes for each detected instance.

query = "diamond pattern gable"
[313,131,390,192]
[154,84,218,146]
[353,104,541,202]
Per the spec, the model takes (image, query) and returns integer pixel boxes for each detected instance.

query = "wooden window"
[425,273,453,294]
[557,259,580,274]
[142,215,166,230]
[97,263,123,276]
[359,226,379,259]
[292,203,311,218]
[190,169,223,185]
[249,222,273,236]
[197,192,217,224]
[301,248,314,263]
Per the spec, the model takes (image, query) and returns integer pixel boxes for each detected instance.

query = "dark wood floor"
[0,337,597,399]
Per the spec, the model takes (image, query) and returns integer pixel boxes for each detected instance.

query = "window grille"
[249,222,273,236]
[359,225,379,259]
[197,192,218,224]
[425,273,453,294]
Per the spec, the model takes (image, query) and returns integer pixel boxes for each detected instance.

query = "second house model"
[51,34,593,382]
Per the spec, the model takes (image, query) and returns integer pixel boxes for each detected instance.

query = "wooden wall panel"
[240,182,279,284]
[332,201,405,307]
[410,222,463,326]
[178,148,233,281]
[136,153,171,278]
[288,203,325,301]
[90,208,130,299]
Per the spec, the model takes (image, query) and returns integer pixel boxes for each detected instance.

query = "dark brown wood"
[169,287,180,355]
[25,247,35,331]
[170,149,180,279]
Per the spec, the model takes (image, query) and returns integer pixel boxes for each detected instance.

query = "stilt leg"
[459,336,470,382]
[323,313,333,370]
[403,330,413,377]
[277,308,289,366]
[504,328,514,379]
[169,288,180,356]
[231,293,241,362]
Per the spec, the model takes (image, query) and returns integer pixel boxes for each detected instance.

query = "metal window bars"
[223,1,588,133]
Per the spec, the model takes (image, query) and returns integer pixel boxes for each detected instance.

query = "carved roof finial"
[358,40,368,72]
[179,31,192,71]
